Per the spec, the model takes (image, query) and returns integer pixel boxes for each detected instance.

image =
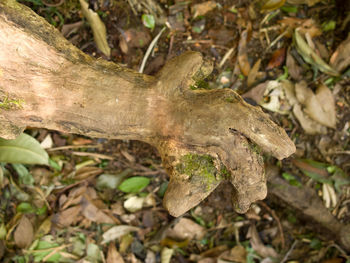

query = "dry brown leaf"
[330,33,350,72]
[278,18,322,38]
[53,205,82,227]
[293,104,327,134]
[238,30,251,76]
[107,242,124,263]
[166,218,206,240]
[266,47,286,70]
[75,166,103,181]
[247,59,261,87]
[247,224,278,259]
[219,246,247,263]
[14,215,33,248]
[79,0,110,57]
[191,1,217,18]
[81,196,114,224]
[35,217,52,239]
[287,0,322,6]
[243,82,268,104]
[286,50,302,80]
[102,225,139,244]
[295,82,336,128]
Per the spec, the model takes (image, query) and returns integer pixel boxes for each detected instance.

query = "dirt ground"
[1,0,350,262]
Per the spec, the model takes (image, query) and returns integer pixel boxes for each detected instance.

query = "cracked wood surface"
[0,0,295,217]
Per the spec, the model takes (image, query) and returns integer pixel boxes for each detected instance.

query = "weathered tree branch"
[0,0,295,217]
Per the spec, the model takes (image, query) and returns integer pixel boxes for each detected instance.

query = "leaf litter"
[3,0,350,262]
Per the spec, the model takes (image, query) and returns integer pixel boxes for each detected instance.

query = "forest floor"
[1,0,350,262]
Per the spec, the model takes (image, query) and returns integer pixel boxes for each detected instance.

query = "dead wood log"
[0,0,295,217]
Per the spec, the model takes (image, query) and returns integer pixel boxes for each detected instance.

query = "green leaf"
[157,181,168,197]
[282,172,301,187]
[142,14,155,30]
[12,164,34,185]
[322,20,336,32]
[32,240,62,262]
[294,29,339,76]
[17,202,35,213]
[118,176,150,193]
[0,133,48,165]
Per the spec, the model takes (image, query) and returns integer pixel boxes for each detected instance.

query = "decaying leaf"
[102,225,139,244]
[261,0,285,12]
[52,205,82,227]
[330,33,350,72]
[79,0,111,57]
[107,242,124,263]
[191,1,217,18]
[293,104,327,134]
[247,224,278,259]
[161,247,174,263]
[260,81,292,114]
[238,30,251,76]
[295,82,336,128]
[166,218,206,240]
[81,196,114,224]
[286,50,302,80]
[294,29,339,76]
[287,0,322,6]
[124,196,145,212]
[266,47,286,70]
[247,59,261,87]
[279,18,322,38]
[218,246,247,263]
[14,215,34,248]
[322,183,337,208]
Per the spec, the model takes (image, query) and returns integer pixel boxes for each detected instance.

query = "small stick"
[139,27,166,73]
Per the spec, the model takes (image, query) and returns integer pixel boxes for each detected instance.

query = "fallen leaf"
[267,47,286,70]
[35,217,52,239]
[166,218,206,240]
[247,224,278,259]
[81,196,114,224]
[294,29,339,76]
[53,205,82,227]
[261,0,285,11]
[191,1,217,18]
[119,29,151,54]
[247,59,261,87]
[287,0,322,6]
[260,81,292,114]
[286,50,303,80]
[243,82,268,104]
[145,250,156,263]
[238,30,251,76]
[107,242,124,263]
[219,246,247,263]
[161,247,174,263]
[102,225,139,244]
[330,33,350,72]
[293,104,327,134]
[279,18,321,38]
[14,215,34,248]
[40,134,53,149]
[295,82,336,128]
[124,196,145,212]
[79,0,111,56]
[86,243,102,262]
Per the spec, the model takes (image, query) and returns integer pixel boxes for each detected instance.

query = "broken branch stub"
[0,0,296,217]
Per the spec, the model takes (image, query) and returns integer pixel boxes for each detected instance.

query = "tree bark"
[0,0,295,217]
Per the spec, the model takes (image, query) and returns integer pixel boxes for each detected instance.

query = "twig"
[267,31,288,50]
[219,47,235,68]
[258,201,285,249]
[72,151,114,160]
[281,240,298,263]
[325,243,350,260]
[42,0,65,7]
[47,145,101,151]
[139,27,166,73]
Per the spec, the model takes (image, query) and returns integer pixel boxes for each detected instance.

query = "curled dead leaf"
[79,0,111,57]
[330,33,350,72]
[191,1,217,18]
[238,30,251,76]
